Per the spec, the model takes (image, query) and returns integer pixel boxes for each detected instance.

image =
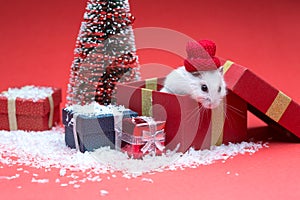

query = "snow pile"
[168,142,264,170]
[0,127,266,177]
[0,85,53,101]
[0,127,108,173]
[65,102,128,116]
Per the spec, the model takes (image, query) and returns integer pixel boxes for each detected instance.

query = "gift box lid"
[223,60,300,138]
[0,86,61,116]
[122,117,166,137]
[62,103,138,134]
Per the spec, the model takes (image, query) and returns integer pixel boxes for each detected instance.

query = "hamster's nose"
[206,97,211,102]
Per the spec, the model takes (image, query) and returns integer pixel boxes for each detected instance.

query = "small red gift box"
[223,60,300,139]
[0,86,62,131]
[121,117,166,159]
[115,77,248,153]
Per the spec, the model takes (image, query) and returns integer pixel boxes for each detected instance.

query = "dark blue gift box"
[62,107,137,152]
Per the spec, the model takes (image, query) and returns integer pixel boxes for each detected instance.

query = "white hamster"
[160,66,227,109]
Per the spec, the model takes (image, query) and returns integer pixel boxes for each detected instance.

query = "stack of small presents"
[62,103,166,158]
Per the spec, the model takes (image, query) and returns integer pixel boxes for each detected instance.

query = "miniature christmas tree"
[66,0,140,106]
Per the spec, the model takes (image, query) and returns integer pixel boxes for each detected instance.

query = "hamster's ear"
[218,66,224,75]
[191,71,203,78]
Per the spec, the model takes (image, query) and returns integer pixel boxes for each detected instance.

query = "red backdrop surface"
[0,0,300,199]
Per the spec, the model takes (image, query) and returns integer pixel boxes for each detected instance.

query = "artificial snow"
[0,127,266,179]
[141,178,154,183]
[31,178,49,184]
[74,184,81,189]
[65,102,128,116]
[59,168,67,177]
[100,190,109,196]
[0,174,20,180]
[0,85,53,102]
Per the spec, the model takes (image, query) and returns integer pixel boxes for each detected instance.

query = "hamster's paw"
[160,87,169,93]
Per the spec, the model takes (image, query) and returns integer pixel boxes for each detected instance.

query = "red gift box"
[0,87,62,131]
[115,77,248,153]
[121,117,166,159]
[223,60,300,139]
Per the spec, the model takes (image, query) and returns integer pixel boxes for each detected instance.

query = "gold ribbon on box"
[209,60,232,145]
[48,95,54,128]
[142,88,153,117]
[223,60,292,122]
[211,99,225,146]
[223,60,234,74]
[7,98,18,131]
[141,78,158,117]
[266,91,291,122]
[145,78,158,91]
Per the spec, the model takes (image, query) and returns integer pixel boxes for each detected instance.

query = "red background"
[1,0,300,199]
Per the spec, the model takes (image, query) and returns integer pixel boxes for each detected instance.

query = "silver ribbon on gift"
[112,107,124,151]
[121,117,165,154]
[140,117,165,154]
[67,113,80,151]
[141,129,165,154]
[121,129,165,153]
[72,113,80,151]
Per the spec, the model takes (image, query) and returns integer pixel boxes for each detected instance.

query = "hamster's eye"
[201,84,208,92]
[218,86,222,93]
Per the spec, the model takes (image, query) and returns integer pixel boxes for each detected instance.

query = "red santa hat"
[184,40,221,72]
